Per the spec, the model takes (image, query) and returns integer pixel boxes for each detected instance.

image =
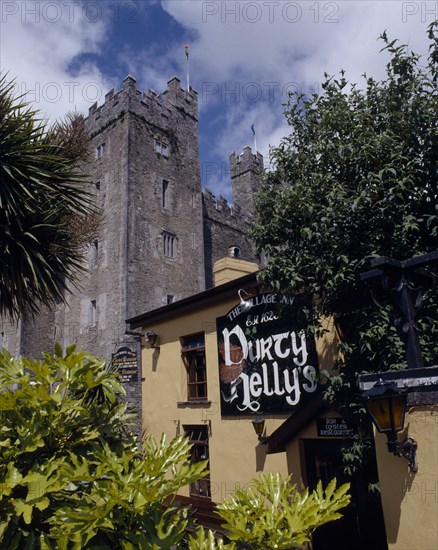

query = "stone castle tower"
[0,75,262,390]
[203,146,263,288]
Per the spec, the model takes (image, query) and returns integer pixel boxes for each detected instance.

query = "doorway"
[304,439,387,550]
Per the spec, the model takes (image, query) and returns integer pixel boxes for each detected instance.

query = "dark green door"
[304,439,387,550]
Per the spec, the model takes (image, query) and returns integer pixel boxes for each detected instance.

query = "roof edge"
[126,272,260,329]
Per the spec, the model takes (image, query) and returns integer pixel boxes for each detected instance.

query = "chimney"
[213,256,258,287]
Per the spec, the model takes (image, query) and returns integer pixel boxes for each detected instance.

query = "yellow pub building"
[126,257,438,549]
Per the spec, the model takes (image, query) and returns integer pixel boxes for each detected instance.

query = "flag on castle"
[184,44,190,92]
[251,124,257,154]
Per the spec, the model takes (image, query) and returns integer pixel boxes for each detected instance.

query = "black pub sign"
[217,292,319,415]
[111,346,138,383]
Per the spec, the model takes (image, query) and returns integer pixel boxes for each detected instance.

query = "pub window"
[163,232,176,258]
[95,143,106,159]
[181,333,207,401]
[154,139,169,157]
[185,425,211,499]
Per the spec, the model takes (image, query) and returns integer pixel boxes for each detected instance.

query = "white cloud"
[162,0,434,167]
[1,0,433,201]
[163,1,431,82]
[115,42,179,96]
[0,1,112,121]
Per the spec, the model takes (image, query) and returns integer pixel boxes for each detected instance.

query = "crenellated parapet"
[202,184,260,289]
[202,188,243,227]
[162,76,198,119]
[86,74,198,138]
[229,145,263,180]
[229,145,263,217]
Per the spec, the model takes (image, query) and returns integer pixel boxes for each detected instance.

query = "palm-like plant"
[0,345,209,549]
[0,346,349,548]
[0,74,96,318]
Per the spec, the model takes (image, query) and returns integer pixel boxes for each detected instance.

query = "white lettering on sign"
[221,324,317,412]
[227,293,293,322]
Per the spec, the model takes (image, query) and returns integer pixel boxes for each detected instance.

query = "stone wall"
[202,189,259,288]
[230,145,264,215]
[202,145,262,288]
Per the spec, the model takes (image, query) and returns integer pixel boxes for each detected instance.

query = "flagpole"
[251,124,257,155]
[184,44,190,93]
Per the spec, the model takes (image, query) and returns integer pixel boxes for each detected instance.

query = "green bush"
[188,473,350,549]
[0,345,207,549]
[0,346,350,549]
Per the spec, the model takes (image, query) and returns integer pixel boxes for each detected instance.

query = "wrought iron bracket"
[360,251,437,370]
[388,436,418,473]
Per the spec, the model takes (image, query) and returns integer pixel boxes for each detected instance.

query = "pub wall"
[140,294,290,501]
[375,406,438,549]
[139,287,339,501]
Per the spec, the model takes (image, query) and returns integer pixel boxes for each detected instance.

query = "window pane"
[90,300,97,326]
[181,335,205,352]
[96,143,106,159]
[185,426,210,498]
[182,334,207,401]
[163,233,176,258]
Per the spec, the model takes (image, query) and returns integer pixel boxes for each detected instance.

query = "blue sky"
[0,1,434,200]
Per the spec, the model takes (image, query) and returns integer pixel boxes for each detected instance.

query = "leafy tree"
[0,345,208,549]
[0,346,350,549]
[252,24,437,424]
[0,75,98,319]
[188,473,350,549]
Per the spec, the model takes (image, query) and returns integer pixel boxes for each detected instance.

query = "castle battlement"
[202,178,259,288]
[229,146,264,180]
[86,74,198,136]
[203,188,247,225]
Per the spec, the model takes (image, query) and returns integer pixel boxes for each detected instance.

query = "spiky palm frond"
[0,74,95,318]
